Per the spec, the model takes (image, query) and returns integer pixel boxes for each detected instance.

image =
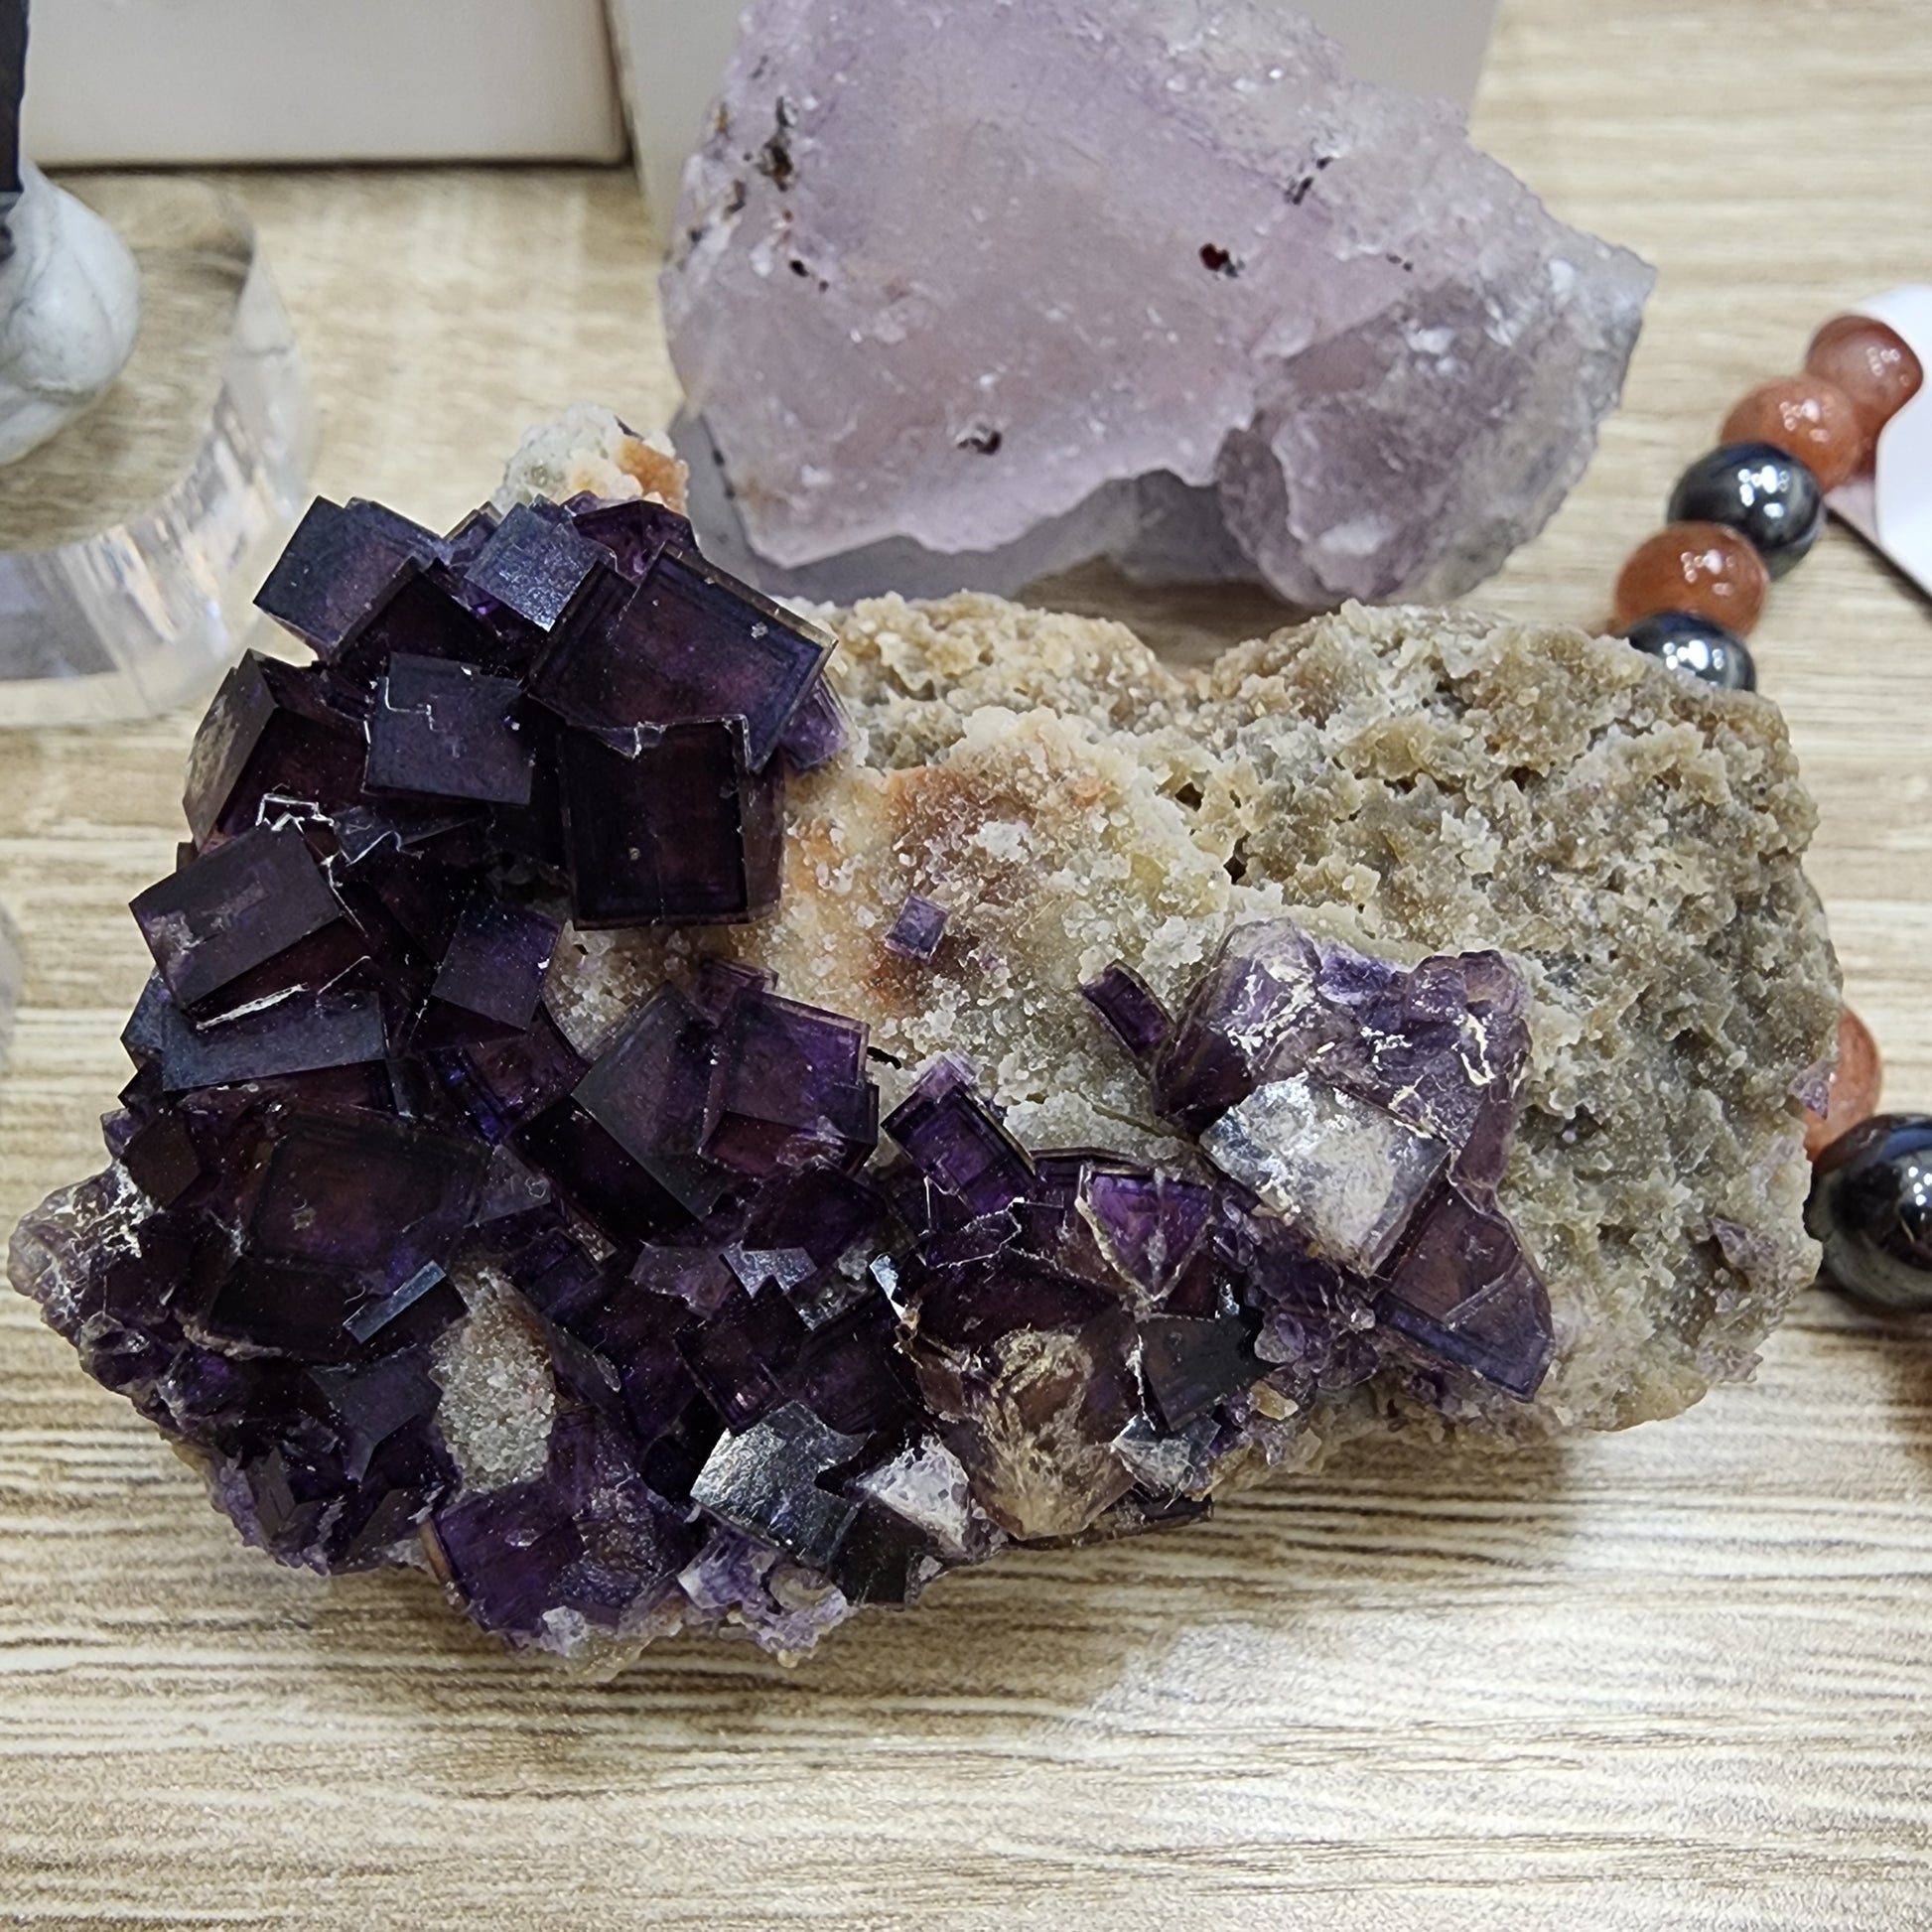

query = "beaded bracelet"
[1611,313,1925,691]
[1614,314,1931,1309]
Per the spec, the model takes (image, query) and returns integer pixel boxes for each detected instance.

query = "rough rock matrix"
[662,0,1654,609]
[580,595,1838,1440]
[9,415,1837,1666]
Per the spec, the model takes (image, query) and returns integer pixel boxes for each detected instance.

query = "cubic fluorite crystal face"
[1199,1074,1449,1274]
[558,720,783,927]
[883,893,948,963]
[533,544,833,772]
[367,655,535,807]
[661,0,1654,609]
[12,453,1580,1666]
[255,497,424,659]
[130,824,346,1011]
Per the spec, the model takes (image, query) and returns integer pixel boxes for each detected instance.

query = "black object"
[1668,442,1826,578]
[1807,1113,1932,1312]
[1622,611,1757,692]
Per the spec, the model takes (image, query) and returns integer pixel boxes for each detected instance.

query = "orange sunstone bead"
[1806,314,1925,440]
[1611,521,1769,633]
[1805,1007,1883,1160]
[1721,376,1867,490]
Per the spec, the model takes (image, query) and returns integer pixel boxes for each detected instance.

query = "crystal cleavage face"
[8,489,1552,1661]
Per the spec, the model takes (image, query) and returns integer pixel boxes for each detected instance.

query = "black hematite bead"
[1667,442,1825,578]
[1806,1113,1932,1312]
[1621,611,1757,692]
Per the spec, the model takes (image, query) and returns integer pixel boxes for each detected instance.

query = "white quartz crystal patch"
[1199,1073,1448,1274]
[431,1270,558,1491]
[849,1435,980,1562]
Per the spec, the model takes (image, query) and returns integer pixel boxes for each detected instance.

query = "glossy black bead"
[1806,1112,1932,1312]
[1620,611,1756,692]
[1667,442,1824,577]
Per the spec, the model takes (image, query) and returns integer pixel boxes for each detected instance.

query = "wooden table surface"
[6,2,1932,1925]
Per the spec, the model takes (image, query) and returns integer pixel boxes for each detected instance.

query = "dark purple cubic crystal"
[434,1007,587,1143]
[676,1283,812,1431]
[1081,961,1172,1058]
[366,654,535,807]
[729,1165,888,1329]
[309,1347,443,1481]
[1083,1168,1213,1299]
[254,497,424,660]
[567,495,695,580]
[776,677,850,772]
[884,1055,1035,1216]
[182,653,366,847]
[343,1264,465,1348]
[157,985,388,1091]
[705,986,878,1177]
[341,568,510,684]
[429,1409,699,1644]
[558,719,782,927]
[240,1110,488,1289]
[1138,1314,1259,1432]
[571,984,730,1217]
[462,501,611,633]
[341,497,444,566]
[130,824,345,1010]
[120,1110,205,1207]
[1374,1188,1554,1399]
[690,1400,868,1572]
[425,893,560,1036]
[884,894,948,962]
[534,544,832,772]
[513,1097,695,1244]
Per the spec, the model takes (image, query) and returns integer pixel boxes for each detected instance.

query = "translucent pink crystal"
[662,0,1654,608]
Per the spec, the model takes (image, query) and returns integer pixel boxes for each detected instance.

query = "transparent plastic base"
[0,177,318,727]
[0,901,20,1075]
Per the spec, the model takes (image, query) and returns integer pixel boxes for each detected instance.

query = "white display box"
[611,0,1503,238]
[23,0,625,165]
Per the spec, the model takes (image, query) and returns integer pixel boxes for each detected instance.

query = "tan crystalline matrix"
[546,591,1839,1460]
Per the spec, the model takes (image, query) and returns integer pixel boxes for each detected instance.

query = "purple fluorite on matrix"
[10,477,1557,1664]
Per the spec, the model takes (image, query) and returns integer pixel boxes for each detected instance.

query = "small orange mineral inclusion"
[1721,376,1867,491]
[1805,315,1925,441]
[1611,520,1769,633]
[1805,1008,1883,1161]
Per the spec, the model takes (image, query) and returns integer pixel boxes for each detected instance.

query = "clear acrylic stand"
[0,176,317,727]
[0,900,20,1075]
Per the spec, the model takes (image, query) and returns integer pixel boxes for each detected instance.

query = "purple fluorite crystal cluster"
[10,491,1552,1659]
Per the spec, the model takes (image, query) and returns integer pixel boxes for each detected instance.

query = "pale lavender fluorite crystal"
[661,0,1654,609]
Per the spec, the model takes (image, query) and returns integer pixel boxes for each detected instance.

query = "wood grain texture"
[5,0,1932,1923]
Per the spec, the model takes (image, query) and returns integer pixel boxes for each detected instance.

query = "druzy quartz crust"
[10,415,1839,1664]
